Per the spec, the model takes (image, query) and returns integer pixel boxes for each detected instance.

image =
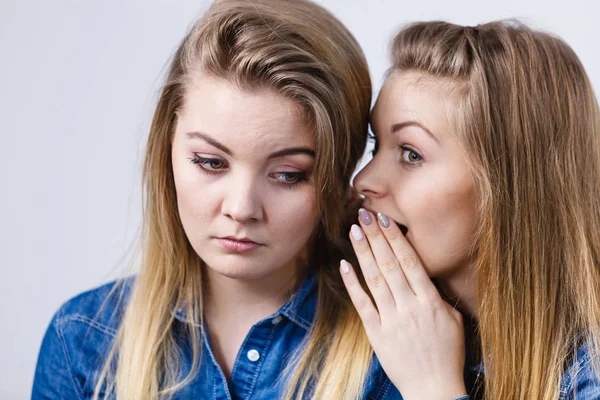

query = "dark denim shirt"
[32,276,404,399]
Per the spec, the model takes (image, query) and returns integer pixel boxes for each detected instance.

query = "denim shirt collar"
[278,274,318,330]
[171,274,318,331]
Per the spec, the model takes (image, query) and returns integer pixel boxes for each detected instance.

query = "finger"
[442,299,464,326]
[339,259,381,328]
[357,208,414,303]
[375,212,441,301]
[349,223,396,316]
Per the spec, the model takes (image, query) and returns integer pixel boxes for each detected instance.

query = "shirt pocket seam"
[60,313,119,337]
[56,316,85,400]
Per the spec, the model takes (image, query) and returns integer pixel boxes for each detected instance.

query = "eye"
[189,154,228,173]
[270,172,308,186]
[399,146,423,165]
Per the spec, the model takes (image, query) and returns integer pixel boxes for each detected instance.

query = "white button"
[247,349,260,362]
[271,315,283,325]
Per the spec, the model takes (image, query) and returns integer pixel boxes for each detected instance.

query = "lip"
[216,236,262,253]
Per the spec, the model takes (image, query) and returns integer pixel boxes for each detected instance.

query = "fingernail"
[358,208,373,226]
[377,212,390,228]
[350,224,364,241]
[340,260,351,274]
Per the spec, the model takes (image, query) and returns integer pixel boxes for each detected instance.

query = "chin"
[202,257,277,281]
[210,269,261,281]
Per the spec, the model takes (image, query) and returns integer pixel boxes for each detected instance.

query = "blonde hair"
[94,0,374,398]
[391,21,600,399]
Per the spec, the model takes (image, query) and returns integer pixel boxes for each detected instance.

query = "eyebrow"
[391,121,439,143]
[187,131,231,155]
[186,131,315,159]
[267,147,315,159]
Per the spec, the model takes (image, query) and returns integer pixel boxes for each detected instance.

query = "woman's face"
[354,71,477,279]
[171,75,319,281]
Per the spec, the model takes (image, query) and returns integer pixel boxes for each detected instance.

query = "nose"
[221,177,264,223]
[354,157,387,199]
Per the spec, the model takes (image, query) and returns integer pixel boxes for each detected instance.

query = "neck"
[437,262,478,319]
[201,260,303,379]
[203,266,298,326]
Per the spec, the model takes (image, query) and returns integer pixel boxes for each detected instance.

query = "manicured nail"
[377,212,390,228]
[350,224,364,241]
[358,208,373,225]
[340,260,351,274]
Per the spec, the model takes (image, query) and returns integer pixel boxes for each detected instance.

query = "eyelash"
[368,133,423,169]
[189,155,226,173]
[270,172,309,189]
[398,145,423,168]
[188,154,308,189]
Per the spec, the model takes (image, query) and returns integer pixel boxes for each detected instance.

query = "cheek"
[171,149,214,228]
[175,180,212,222]
[267,189,318,239]
[400,169,477,273]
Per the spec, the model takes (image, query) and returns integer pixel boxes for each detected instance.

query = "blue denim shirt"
[32,276,405,399]
[559,342,600,399]
[463,343,600,400]
[32,275,599,399]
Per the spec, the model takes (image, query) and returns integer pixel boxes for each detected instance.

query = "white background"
[1,0,598,398]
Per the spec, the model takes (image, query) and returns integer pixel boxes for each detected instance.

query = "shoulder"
[32,277,135,399]
[561,341,600,400]
[53,277,133,336]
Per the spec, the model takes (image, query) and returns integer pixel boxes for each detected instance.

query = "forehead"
[372,71,460,138]
[177,75,314,149]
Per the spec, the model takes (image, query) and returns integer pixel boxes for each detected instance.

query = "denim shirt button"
[247,349,260,362]
[271,315,283,325]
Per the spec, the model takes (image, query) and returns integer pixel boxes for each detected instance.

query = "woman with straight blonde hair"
[341,21,600,399]
[31,1,408,399]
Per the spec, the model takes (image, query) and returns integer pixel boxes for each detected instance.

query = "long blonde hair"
[391,21,600,399]
[94,0,374,398]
